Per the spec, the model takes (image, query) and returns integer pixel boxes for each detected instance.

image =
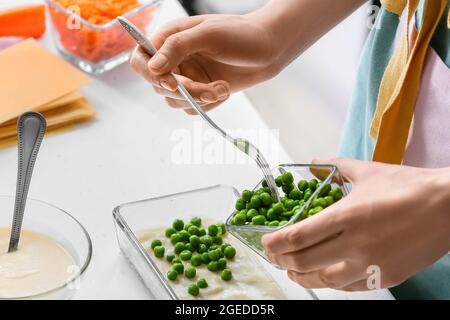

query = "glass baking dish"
[226,164,349,267]
[46,0,162,74]
[113,185,317,300]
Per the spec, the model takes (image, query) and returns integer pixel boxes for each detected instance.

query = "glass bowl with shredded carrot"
[46,0,162,74]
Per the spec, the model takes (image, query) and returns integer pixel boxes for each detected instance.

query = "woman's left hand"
[262,158,450,291]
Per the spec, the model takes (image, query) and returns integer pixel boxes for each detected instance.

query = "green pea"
[308,179,318,191]
[172,263,184,274]
[189,235,201,248]
[260,192,273,206]
[275,176,283,187]
[197,243,208,253]
[281,172,294,185]
[235,198,246,211]
[312,198,327,208]
[200,235,214,247]
[252,215,266,225]
[224,246,236,259]
[213,236,223,245]
[297,180,308,191]
[209,245,219,251]
[217,258,227,270]
[173,219,184,231]
[272,202,285,215]
[217,223,226,235]
[324,196,334,206]
[165,228,176,238]
[221,269,232,281]
[172,258,182,265]
[289,189,303,200]
[170,233,181,245]
[279,220,288,226]
[269,220,280,227]
[190,254,202,267]
[261,179,269,187]
[151,239,162,250]
[208,249,221,261]
[250,195,262,208]
[201,252,211,264]
[246,202,256,210]
[285,199,296,210]
[153,246,165,258]
[174,242,185,254]
[221,243,231,252]
[185,267,196,278]
[178,230,190,242]
[242,190,254,202]
[185,243,195,252]
[167,269,178,281]
[180,250,192,261]
[166,254,175,263]
[208,224,219,236]
[233,213,247,225]
[282,184,294,195]
[188,225,200,236]
[190,217,202,227]
[330,187,343,201]
[267,208,279,221]
[198,228,207,237]
[264,221,270,226]
[197,278,208,289]
[308,206,324,216]
[188,284,200,296]
[259,207,268,216]
[246,209,258,221]
[318,183,332,197]
[303,189,312,201]
[207,261,218,272]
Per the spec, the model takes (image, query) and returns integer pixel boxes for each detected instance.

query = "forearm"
[248,0,367,71]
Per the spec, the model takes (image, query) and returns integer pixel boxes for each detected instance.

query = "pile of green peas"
[230,172,343,227]
[150,217,236,297]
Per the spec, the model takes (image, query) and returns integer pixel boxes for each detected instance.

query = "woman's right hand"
[130,14,280,114]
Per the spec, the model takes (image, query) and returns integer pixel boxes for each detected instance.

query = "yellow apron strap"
[381,0,407,15]
[370,0,448,164]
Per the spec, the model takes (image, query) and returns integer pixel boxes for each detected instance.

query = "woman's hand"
[130,14,279,114]
[262,158,450,291]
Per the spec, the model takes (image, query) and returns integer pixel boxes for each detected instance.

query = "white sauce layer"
[137,228,285,300]
[0,228,76,299]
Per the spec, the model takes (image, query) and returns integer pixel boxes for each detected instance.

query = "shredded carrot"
[0,4,46,38]
[49,0,158,63]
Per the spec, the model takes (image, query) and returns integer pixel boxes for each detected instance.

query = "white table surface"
[0,0,392,300]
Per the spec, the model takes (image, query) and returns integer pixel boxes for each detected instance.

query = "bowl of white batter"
[0,196,92,300]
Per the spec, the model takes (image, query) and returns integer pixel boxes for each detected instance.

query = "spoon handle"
[8,112,46,253]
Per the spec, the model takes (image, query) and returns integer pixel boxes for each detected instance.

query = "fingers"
[130,46,177,90]
[312,157,368,183]
[148,23,210,75]
[269,234,349,273]
[262,198,348,255]
[287,261,367,290]
[151,16,207,49]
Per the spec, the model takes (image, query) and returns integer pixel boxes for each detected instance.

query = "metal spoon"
[117,16,281,201]
[8,112,46,253]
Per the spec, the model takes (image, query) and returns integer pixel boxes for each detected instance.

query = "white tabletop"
[0,0,392,300]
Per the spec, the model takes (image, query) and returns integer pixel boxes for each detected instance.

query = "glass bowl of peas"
[225,164,349,268]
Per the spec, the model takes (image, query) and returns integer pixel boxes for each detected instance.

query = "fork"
[117,17,280,202]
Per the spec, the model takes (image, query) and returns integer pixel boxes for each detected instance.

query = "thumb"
[312,157,367,182]
[148,24,207,75]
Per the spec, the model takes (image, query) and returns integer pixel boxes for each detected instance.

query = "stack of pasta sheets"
[0,39,95,148]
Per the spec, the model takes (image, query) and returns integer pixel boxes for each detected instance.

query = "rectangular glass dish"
[226,164,349,267]
[113,185,317,300]
[46,0,162,74]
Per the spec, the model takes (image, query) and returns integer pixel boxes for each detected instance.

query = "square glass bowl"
[226,164,349,267]
[112,185,317,300]
[46,0,162,74]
